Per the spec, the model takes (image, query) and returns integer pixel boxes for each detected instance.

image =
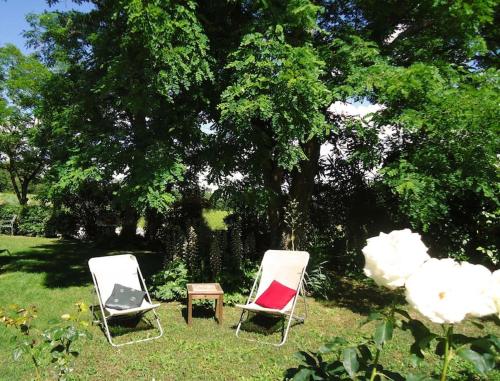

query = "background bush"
[17,206,53,237]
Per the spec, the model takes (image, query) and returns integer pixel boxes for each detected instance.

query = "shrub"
[17,205,53,237]
[46,209,79,238]
[0,302,91,381]
[0,204,56,237]
[0,204,21,223]
[150,259,189,302]
[305,261,334,300]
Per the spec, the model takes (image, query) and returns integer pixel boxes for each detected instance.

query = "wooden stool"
[187,283,224,325]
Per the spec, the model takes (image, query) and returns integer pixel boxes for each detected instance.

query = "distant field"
[0,192,37,206]
[202,209,230,230]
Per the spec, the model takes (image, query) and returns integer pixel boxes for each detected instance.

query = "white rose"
[405,258,496,324]
[405,258,468,324]
[362,229,430,289]
[460,262,496,318]
[493,270,500,318]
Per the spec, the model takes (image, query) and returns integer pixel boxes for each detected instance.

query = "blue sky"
[0,0,93,53]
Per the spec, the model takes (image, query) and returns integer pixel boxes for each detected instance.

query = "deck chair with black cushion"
[88,254,163,347]
[235,250,309,346]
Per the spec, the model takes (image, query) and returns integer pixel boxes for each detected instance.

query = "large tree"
[28,0,213,236]
[26,0,499,261]
[0,44,51,205]
[201,0,498,254]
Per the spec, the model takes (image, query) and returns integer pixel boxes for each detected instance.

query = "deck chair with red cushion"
[235,250,309,346]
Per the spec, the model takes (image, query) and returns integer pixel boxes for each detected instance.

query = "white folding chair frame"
[89,255,163,347]
[235,251,309,347]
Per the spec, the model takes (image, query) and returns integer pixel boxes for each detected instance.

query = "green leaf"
[457,348,495,374]
[374,320,394,348]
[342,347,359,379]
[361,312,383,327]
[319,337,348,353]
[294,351,317,367]
[291,367,313,381]
[456,348,495,374]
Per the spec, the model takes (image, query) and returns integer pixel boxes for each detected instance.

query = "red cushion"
[254,280,297,309]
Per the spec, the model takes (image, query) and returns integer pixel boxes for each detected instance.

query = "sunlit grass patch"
[202,209,230,231]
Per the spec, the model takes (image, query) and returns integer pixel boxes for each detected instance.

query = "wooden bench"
[0,215,16,235]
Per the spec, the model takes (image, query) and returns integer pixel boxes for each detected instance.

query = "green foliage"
[219,25,331,171]
[46,208,79,239]
[0,203,20,220]
[305,261,334,300]
[125,0,213,100]
[26,0,211,216]
[0,44,51,205]
[1,302,91,381]
[286,305,500,381]
[12,0,500,271]
[376,69,500,262]
[0,203,55,237]
[150,259,189,302]
[17,205,52,237]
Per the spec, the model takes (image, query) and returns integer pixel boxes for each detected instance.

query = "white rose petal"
[493,270,500,318]
[405,258,496,324]
[362,229,430,290]
[405,258,469,324]
[460,262,496,318]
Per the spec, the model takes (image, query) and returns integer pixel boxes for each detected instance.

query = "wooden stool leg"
[214,297,219,323]
[187,294,193,325]
[218,295,223,324]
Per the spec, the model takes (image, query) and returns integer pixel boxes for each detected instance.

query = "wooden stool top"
[187,283,223,295]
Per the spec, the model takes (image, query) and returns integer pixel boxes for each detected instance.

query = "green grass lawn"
[0,235,498,380]
[203,209,230,231]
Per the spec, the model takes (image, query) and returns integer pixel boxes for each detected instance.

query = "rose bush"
[362,228,430,289]
[287,229,499,380]
[365,230,499,380]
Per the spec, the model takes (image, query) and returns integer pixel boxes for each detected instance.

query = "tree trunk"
[145,207,163,241]
[288,137,321,243]
[120,206,139,240]
[7,168,24,205]
[253,119,285,248]
[261,152,285,248]
[20,180,29,206]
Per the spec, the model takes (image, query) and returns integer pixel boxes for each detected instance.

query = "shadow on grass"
[232,311,303,338]
[320,275,406,315]
[0,239,163,289]
[181,303,221,324]
[90,307,160,344]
